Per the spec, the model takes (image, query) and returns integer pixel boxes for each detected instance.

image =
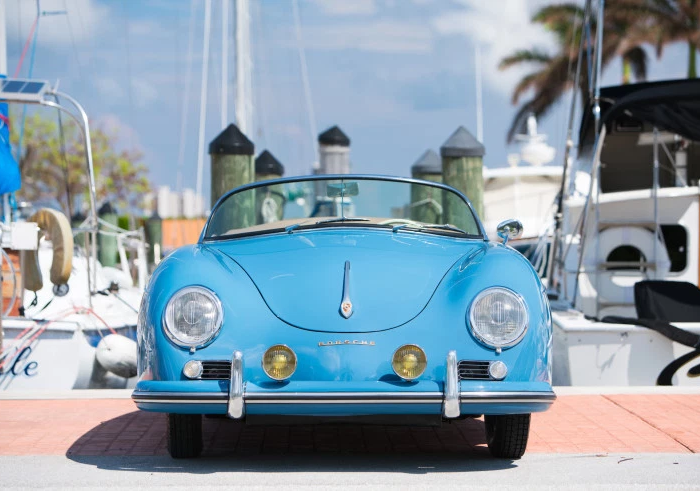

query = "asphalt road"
[2,453,699,489]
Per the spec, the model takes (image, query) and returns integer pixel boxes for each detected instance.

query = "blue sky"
[4,0,693,205]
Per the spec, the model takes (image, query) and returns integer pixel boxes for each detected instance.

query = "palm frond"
[499,49,552,70]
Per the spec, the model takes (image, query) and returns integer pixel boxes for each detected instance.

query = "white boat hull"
[552,309,700,386]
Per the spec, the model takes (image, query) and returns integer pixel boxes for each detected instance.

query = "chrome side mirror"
[496,219,523,246]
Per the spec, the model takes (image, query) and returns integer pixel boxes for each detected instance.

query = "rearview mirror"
[327,182,359,198]
[496,219,523,246]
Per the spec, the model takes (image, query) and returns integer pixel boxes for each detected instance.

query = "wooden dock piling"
[254,150,285,223]
[441,126,485,229]
[209,124,255,230]
[410,149,443,223]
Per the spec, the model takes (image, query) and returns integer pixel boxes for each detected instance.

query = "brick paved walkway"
[0,395,698,457]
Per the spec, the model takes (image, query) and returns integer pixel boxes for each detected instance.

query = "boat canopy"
[579,79,700,151]
[0,99,20,195]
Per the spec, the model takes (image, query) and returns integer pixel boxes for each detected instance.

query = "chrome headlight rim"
[468,287,528,350]
[162,286,224,350]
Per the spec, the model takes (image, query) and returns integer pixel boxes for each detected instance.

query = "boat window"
[204,177,483,239]
[606,245,646,271]
[660,225,687,273]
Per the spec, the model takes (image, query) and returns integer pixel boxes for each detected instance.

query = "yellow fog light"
[262,345,297,381]
[392,344,427,380]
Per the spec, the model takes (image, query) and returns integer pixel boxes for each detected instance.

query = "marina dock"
[2,387,699,457]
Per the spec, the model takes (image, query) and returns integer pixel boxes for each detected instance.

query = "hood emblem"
[339,260,353,319]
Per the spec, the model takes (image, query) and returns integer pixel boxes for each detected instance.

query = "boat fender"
[595,227,670,304]
[95,334,138,379]
[20,208,74,293]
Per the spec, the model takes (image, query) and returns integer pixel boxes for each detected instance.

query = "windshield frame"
[200,174,487,242]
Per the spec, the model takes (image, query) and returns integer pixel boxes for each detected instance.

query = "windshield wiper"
[423,223,467,234]
[392,223,467,235]
[315,217,370,225]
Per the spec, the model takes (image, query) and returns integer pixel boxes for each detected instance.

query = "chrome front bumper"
[131,351,556,418]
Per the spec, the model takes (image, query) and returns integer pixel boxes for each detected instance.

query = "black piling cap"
[209,124,255,155]
[318,125,350,147]
[98,202,116,216]
[440,126,485,158]
[255,150,285,176]
[411,149,441,175]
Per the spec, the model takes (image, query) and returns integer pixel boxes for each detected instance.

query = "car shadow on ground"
[66,411,518,473]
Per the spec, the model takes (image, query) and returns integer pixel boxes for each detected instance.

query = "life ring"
[20,208,74,293]
[594,226,671,304]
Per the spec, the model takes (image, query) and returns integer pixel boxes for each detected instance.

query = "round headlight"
[392,344,427,380]
[468,287,528,349]
[262,345,297,380]
[164,286,223,348]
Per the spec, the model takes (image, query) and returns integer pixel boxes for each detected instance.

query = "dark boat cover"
[0,83,20,194]
[579,79,700,146]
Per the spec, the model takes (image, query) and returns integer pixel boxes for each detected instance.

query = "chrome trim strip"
[244,391,443,400]
[443,350,460,418]
[339,260,353,319]
[131,391,227,401]
[228,350,245,419]
[245,399,443,404]
[460,391,556,403]
[133,398,227,405]
[132,390,555,406]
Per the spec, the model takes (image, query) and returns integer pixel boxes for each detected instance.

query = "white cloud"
[94,76,126,101]
[6,0,111,49]
[95,113,142,152]
[432,0,558,94]
[311,0,377,16]
[303,20,433,54]
[131,79,158,108]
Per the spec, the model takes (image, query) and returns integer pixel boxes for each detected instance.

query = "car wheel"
[484,414,530,459]
[167,413,203,458]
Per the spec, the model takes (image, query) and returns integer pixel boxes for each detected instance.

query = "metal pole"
[235,0,251,135]
[475,44,483,143]
[547,0,591,289]
[653,127,660,279]
[196,0,212,209]
[0,0,7,75]
[41,94,97,303]
[221,0,229,129]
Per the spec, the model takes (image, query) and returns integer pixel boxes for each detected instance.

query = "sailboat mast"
[221,0,229,128]
[0,0,6,75]
[235,0,251,136]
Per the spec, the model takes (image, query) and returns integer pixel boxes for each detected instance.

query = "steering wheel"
[378,218,420,226]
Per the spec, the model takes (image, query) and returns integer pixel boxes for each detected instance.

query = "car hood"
[212,229,483,333]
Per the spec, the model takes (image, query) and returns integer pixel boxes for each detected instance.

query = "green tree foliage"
[499,3,649,142]
[613,0,700,78]
[10,111,150,217]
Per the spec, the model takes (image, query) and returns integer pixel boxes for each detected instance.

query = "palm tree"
[500,3,648,141]
[612,0,700,78]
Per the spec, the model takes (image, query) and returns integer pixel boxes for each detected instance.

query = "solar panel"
[0,78,50,102]
[3,81,26,93]
[21,82,45,94]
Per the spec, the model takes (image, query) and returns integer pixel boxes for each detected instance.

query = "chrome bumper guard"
[443,350,460,418]
[132,351,556,416]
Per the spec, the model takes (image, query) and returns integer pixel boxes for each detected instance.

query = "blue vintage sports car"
[133,175,554,459]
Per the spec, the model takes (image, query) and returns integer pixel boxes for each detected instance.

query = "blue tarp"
[0,75,21,195]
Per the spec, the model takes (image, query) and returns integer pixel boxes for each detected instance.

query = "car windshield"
[204,177,482,239]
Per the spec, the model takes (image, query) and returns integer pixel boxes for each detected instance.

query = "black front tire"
[167,413,203,458]
[484,413,530,459]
